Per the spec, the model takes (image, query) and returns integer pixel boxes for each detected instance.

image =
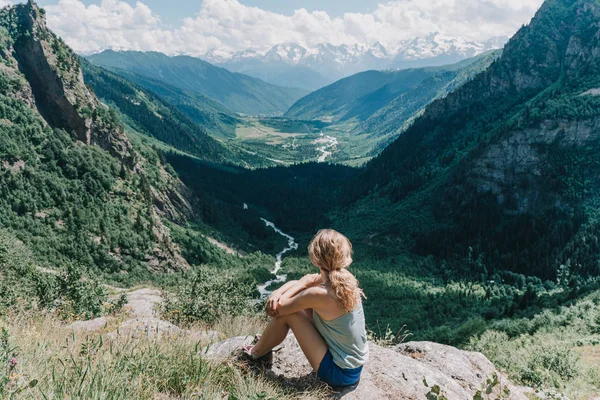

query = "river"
[256,218,299,298]
[313,133,338,163]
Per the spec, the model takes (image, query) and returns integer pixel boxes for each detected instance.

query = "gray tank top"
[313,285,369,369]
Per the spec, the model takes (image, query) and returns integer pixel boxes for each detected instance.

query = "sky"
[2,0,546,56]
[35,0,378,25]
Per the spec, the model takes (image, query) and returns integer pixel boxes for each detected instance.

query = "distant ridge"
[204,34,508,88]
[87,50,308,116]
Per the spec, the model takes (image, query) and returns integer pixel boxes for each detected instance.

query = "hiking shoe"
[236,344,273,370]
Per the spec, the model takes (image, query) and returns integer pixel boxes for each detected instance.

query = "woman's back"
[313,286,369,369]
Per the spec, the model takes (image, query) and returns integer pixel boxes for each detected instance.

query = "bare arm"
[279,274,322,301]
[275,286,327,317]
[273,280,299,297]
[265,274,323,317]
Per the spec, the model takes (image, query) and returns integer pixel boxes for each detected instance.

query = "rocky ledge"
[206,335,528,400]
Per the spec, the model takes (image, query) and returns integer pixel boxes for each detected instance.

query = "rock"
[104,288,221,343]
[108,317,221,342]
[125,288,162,318]
[205,335,528,400]
[108,317,181,339]
[188,330,222,343]
[67,317,111,333]
[204,336,254,358]
[533,390,570,400]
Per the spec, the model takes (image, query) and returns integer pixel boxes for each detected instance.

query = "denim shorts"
[317,350,362,387]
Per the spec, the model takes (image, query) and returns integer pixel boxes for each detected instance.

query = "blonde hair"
[308,229,364,312]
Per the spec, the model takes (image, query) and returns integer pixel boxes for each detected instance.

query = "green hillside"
[80,60,236,163]
[99,67,240,139]
[284,69,420,121]
[285,54,497,125]
[87,50,308,116]
[358,50,501,141]
[0,2,196,281]
[343,0,600,283]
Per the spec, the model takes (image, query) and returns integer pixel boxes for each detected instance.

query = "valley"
[227,117,376,166]
[1,0,600,398]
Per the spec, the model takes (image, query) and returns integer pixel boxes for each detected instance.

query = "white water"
[256,218,299,298]
[312,133,338,163]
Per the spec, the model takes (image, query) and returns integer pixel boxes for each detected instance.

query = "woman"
[243,229,368,388]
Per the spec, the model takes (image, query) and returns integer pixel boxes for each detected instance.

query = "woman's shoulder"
[301,285,330,298]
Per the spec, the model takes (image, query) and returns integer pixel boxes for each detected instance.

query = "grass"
[0,312,327,399]
[467,291,600,400]
[229,118,386,166]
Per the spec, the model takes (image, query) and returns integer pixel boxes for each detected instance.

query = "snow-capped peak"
[208,33,508,81]
[263,42,308,63]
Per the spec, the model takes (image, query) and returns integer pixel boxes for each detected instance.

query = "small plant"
[0,328,37,397]
[423,377,448,400]
[368,323,412,347]
[54,263,109,321]
[161,267,254,325]
[103,293,127,316]
[473,373,511,399]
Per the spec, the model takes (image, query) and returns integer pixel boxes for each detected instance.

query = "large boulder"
[205,335,527,399]
[125,288,163,317]
[67,317,112,333]
[107,317,220,341]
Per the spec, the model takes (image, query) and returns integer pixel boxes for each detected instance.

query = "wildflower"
[9,357,17,368]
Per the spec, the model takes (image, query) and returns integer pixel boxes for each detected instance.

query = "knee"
[275,311,303,323]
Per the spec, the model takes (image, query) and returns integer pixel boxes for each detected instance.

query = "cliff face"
[2,1,133,163]
[0,1,192,272]
[421,0,584,124]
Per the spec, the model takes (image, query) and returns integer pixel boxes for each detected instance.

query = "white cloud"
[0,0,15,9]
[44,0,544,56]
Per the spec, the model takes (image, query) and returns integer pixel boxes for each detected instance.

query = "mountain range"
[283,51,501,156]
[208,33,508,90]
[86,50,307,116]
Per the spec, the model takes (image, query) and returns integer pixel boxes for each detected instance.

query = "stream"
[313,133,338,163]
[256,218,299,299]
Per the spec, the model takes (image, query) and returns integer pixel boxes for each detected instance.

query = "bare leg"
[250,315,290,357]
[252,311,328,371]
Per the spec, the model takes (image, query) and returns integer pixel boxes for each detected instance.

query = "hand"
[265,291,281,317]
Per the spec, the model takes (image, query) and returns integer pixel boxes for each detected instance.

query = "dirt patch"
[206,236,238,256]
[408,351,426,360]
[2,159,25,173]
[577,345,600,363]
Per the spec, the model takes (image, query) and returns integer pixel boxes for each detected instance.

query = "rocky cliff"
[3,1,134,162]
[206,335,527,399]
[0,1,192,272]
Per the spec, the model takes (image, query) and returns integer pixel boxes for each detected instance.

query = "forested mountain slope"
[284,53,498,126]
[0,2,193,280]
[285,68,435,122]
[87,50,308,116]
[343,0,600,281]
[89,65,241,140]
[80,60,234,164]
[358,51,501,140]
